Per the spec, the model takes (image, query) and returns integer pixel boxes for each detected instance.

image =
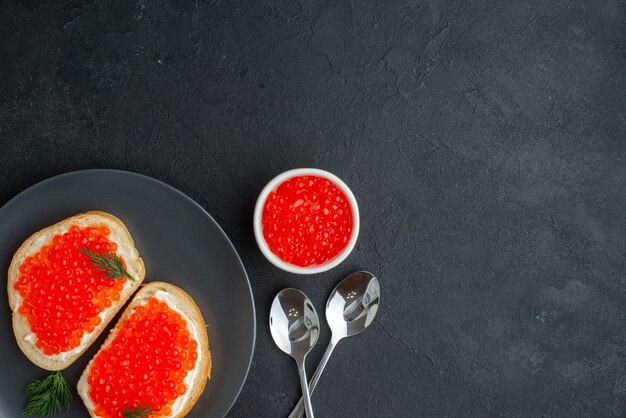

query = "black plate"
[0,169,255,417]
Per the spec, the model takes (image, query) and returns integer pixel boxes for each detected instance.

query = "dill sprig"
[80,247,135,281]
[22,371,72,417]
[122,406,157,418]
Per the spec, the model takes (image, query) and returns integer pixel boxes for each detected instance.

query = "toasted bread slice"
[78,282,211,418]
[7,211,145,371]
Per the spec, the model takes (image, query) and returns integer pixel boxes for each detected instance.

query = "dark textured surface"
[1,0,625,416]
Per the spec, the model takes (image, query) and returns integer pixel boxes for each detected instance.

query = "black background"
[1,0,625,417]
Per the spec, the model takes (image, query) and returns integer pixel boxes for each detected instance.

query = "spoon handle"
[288,340,337,418]
[297,361,315,418]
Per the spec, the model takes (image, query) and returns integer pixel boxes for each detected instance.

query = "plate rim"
[0,168,257,418]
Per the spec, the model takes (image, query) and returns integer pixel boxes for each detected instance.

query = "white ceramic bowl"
[253,168,360,274]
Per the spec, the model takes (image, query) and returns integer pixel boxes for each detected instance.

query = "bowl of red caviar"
[254,168,360,274]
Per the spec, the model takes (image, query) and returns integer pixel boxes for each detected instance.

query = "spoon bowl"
[269,288,320,362]
[326,271,380,340]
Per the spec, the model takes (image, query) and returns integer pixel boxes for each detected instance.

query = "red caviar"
[87,297,197,418]
[14,225,126,355]
[262,175,353,267]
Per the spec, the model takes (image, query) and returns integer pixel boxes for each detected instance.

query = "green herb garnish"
[22,371,72,417]
[80,247,135,281]
[122,406,157,418]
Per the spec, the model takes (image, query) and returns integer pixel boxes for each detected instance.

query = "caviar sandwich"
[78,282,211,418]
[8,211,145,371]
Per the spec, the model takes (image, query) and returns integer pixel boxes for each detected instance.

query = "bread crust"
[78,282,211,418]
[7,211,146,371]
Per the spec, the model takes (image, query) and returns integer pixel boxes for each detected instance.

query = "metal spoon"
[270,288,321,418]
[287,271,381,418]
